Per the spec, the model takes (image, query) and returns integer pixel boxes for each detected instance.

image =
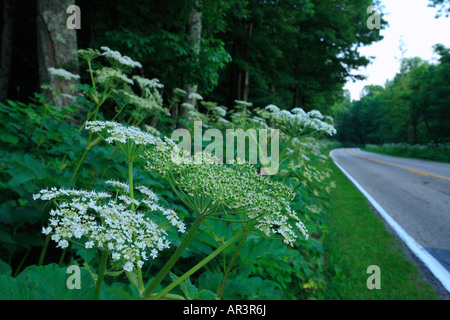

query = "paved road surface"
[330,148,450,276]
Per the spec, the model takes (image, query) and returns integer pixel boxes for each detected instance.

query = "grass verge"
[322,158,440,300]
[363,143,450,164]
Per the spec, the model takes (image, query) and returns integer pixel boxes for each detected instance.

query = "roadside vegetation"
[363,143,450,164]
[323,157,439,300]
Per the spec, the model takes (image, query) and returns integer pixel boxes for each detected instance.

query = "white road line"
[329,149,450,293]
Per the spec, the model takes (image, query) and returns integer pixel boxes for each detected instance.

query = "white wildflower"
[48,67,80,81]
[181,102,194,110]
[213,106,227,117]
[85,241,94,249]
[188,92,203,101]
[307,110,324,119]
[112,252,121,260]
[133,76,164,89]
[123,262,134,272]
[106,180,130,193]
[144,125,161,137]
[265,104,279,112]
[235,100,252,107]
[42,226,52,235]
[35,180,185,272]
[100,46,142,69]
[85,121,161,146]
[174,88,186,96]
[95,67,134,85]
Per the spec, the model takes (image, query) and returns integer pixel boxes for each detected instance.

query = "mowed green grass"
[322,159,439,300]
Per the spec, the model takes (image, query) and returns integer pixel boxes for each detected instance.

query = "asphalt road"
[330,148,450,275]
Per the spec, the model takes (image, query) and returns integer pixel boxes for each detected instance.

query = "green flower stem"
[111,102,128,121]
[87,60,98,102]
[13,247,32,277]
[71,134,102,181]
[38,233,51,266]
[125,271,139,290]
[128,160,135,211]
[137,267,145,293]
[94,250,108,300]
[58,246,68,266]
[141,216,205,299]
[150,293,185,300]
[217,232,248,299]
[150,230,246,300]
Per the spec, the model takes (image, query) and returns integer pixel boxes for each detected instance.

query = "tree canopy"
[335,44,450,145]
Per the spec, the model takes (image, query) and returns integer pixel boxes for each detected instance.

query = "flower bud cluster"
[145,142,309,245]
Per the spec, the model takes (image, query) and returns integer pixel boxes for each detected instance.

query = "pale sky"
[345,0,450,101]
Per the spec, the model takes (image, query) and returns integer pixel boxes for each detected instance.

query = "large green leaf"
[169,272,217,300]
[0,260,11,276]
[0,264,97,300]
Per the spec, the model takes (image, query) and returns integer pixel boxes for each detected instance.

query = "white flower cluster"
[145,144,309,246]
[174,88,186,96]
[235,100,253,108]
[35,182,185,272]
[188,92,203,101]
[100,46,143,69]
[119,89,168,116]
[264,105,337,136]
[213,106,227,118]
[95,67,134,85]
[48,67,80,81]
[181,102,194,110]
[85,121,161,146]
[33,187,111,201]
[133,76,164,89]
[144,125,161,137]
[105,180,130,193]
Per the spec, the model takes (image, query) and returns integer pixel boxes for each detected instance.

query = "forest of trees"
[1,0,385,116]
[334,44,450,145]
[1,0,448,146]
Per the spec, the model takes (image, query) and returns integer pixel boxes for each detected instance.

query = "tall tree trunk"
[181,0,202,125]
[0,0,15,102]
[237,71,242,100]
[36,0,79,108]
[242,23,252,103]
[242,69,250,103]
[293,85,300,109]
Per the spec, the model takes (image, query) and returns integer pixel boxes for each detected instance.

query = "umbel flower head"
[86,121,160,146]
[34,181,185,272]
[85,121,162,161]
[48,67,80,81]
[100,46,143,69]
[260,105,337,137]
[144,142,309,246]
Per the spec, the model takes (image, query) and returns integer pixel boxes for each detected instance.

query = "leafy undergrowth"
[363,143,450,164]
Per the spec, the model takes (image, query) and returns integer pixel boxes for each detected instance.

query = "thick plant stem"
[71,134,102,181]
[14,248,32,277]
[38,233,51,266]
[217,232,248,299]
[141,216,205,299]
[128,160,135,211]
[150,230,246,300]
[94,250,108,300]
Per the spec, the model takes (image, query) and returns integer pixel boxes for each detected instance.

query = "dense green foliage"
[335,44,450,145]
[71,0,385,114]
[0,46,337,300]
[363,143,450,163]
